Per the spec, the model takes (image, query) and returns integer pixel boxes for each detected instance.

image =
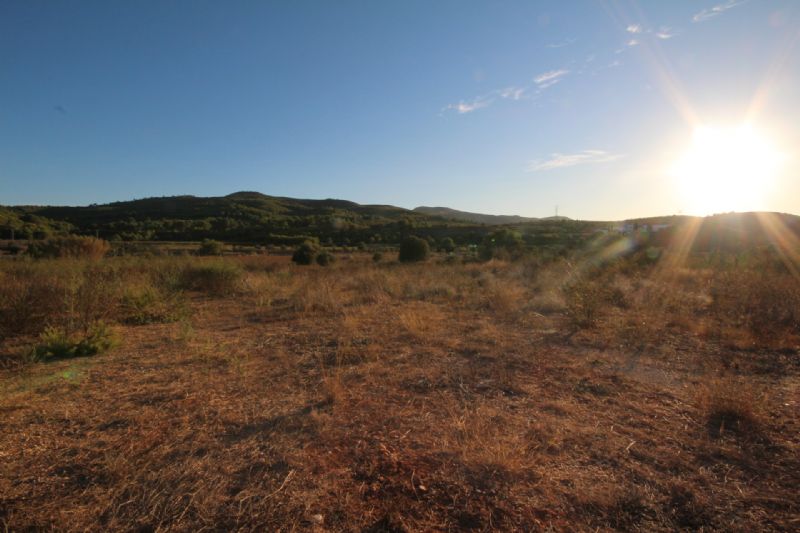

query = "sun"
[671,124,784,215]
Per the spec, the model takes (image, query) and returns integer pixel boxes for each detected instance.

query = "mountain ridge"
[3,192,799,253]
[414,206,571,225]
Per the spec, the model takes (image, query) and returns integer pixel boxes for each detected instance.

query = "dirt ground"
[1,256,798,531]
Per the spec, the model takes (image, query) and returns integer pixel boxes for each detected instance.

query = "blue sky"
[1,0,798,219]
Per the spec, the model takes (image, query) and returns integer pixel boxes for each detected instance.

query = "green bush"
[292,241,319,265]
[197,239,224,256]
[27,235,110,260]
[31,322,117,361]
[121,283,186,324]
[180,261,243,295]
[316,251,335,266]
[399,236,430,263]
[479,229,524,261]
[439,237,456,253]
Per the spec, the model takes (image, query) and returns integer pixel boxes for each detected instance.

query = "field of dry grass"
[1,250,798,531]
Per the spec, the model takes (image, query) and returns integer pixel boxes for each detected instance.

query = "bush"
[709,268,800,344]
[372,252,384,263]
[0,262,120,341]
[479,229,524,261]
[292,241,319,265]
[398,236,429,263]
[180,262,243,295]
[0,271,63,340]
[31,322,117,361]
[697,378,764,438]
[316,251,335,266]
[121,283,186,324]
[197,239,224,256]
[439,237,456,253]
[563,279,606,328]
[27,235,110,260]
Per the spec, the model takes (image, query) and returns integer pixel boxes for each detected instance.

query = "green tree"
[399,236,430,263]
[316,251,335,266]
[292,240,319,265]
[479,229,524,261]
[197,239,224,256]
[439,237,456,253]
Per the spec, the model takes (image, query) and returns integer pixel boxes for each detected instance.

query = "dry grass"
[0,251,798,531]
[696,376,766,438]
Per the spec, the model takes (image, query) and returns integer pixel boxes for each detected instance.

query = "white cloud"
[693,0,747,23]
[626,24,642,34]
[534,69,569,89]
[445,96,493,114]
[443,86,528,115]
[527,150,623,172]
[655,26,677,39]
[627,39,639,47]
[498,86,526,100]
[546,38,576,49]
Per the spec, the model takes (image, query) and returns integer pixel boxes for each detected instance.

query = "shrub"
[0,271,64,340]
[31,322,117,361]
[316,251,335,266]
[120,283,186,324]
[0,262,120,341]
[197,239,224,256]
[69,265,121,333]
[479,229,524,261]
[439,237,456,253]
[27,235,110,260]
[709,268,800,344]
[372,252,383,263]
[398,236,429,263]
[697,378,764,438]
[292,241,319,265]
[563,279,606,328]
[180,262,243,295]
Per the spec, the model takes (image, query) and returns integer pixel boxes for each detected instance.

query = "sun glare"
[671,124,784,215]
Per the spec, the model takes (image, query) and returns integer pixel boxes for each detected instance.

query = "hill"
[2,192,477,245]
[413,206,572,225]
[3,193,799,254]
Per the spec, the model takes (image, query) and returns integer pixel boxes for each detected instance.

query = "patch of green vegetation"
[180,261,243,295]
[399,236,430,263]
[30,322,118,362]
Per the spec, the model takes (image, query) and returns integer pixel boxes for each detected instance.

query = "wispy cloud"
[626,24,642,34]
[693,0,747,23]
[627,39,639,47]
[655,26,677,39]
[498,86,526,100]
[444,96,492,114]
[534,69,569,89]
[443,86,527,114]
[546,38,576,49]
[527,150,623,172]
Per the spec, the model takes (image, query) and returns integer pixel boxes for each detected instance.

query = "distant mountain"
[6,192,794,252]
[2,192,474,244]
[414,206,570,225]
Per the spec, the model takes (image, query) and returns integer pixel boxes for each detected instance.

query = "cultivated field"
[1,246,798,531]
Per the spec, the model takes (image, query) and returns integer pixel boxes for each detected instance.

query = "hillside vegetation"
[4,193,800,256]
